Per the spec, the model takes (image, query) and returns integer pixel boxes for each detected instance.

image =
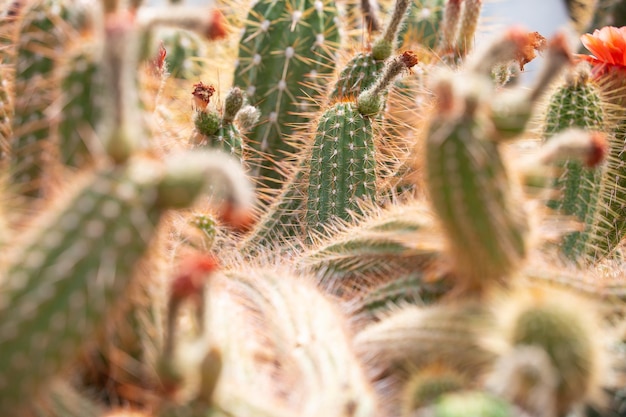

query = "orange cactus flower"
[579,26,626,76]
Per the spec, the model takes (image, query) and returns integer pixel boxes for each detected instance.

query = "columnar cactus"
[542,67,606,263]
[0,151,233,413]
[234,0,340,190]
[330,0,410,100]
[10,0,89,197]
[306,52,418,235]
[56,38,106,168]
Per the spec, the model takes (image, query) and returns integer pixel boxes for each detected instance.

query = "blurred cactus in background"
[1,0,626,416]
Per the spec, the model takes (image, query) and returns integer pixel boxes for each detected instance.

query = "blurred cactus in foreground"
[0,0,625,416]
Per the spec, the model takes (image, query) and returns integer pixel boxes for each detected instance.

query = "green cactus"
[56,39,106,168]
[424,74,528,295]
[10,0,87,197]
[157,27,207,79]
[508,291,600,416]
[427,391,514,417]
[234,0,340,190]
[542,67,606,263]
[352,273,451,317]
[330,0,410,101]
[34,380,104,417]
[298,199,443,290]
[306,52,418,236]
[305,102,377,232]
[190,85,258,159]
[0,150,242,413]
[401,366,469,416]
[399,0,446,52]
[240,161,308,253]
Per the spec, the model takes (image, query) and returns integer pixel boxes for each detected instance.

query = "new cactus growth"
[190,83,257,159]
[330,0,410,100]
[233,0,340,190]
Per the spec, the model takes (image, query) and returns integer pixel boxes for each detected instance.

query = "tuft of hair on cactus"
[235,105,261,132]
[484,346,558,417]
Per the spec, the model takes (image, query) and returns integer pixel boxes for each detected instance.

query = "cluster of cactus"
[2,0,626,416]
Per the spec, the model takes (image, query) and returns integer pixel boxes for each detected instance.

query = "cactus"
[190,85,259,160]
[399,0,446,52]
[56,38,106,168]
[424,72,529,294]
[354,302,499,378]
[306,52,418,236]
[506,289,601,416]
[424,391,514,417]
[10,0,90,197]
[401,366,469,416]
[156,28,207,79]
[233,0,340,190]
[330,0,410,100]
[542,66,606,263]
[485,346,558,417]
[298,199,443,291]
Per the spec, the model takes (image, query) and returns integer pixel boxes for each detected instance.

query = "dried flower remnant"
[515,31,547,70]
[171,254,219,301]
[192,82,216,110]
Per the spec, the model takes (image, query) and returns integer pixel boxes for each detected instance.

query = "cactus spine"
[234,0,340,190]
